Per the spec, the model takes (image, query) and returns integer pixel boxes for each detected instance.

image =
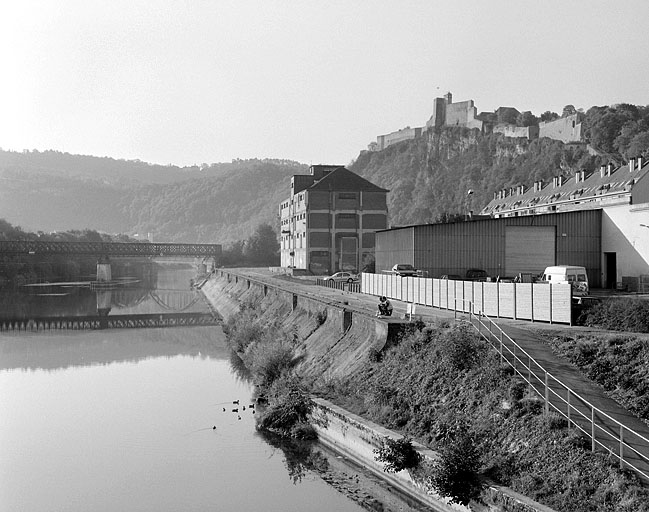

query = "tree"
[516,111,539,127]
[562,104,577,117]
[627,132,649,158]
[540,111,559,123]
[244,223,279,266]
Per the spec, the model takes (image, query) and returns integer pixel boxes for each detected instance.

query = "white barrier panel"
[358,274,572,325]
[406,277,416,303]
[473,282,484,314]
[499,282,515,318]
[532,283,551,322]
[483,282,499,317]
[551,284,572,324]
[515,283,533,321]
[425,278,433,306]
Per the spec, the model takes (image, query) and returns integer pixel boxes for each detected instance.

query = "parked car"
[391,264,418,277]
[465,268,489,281]
[324,271,358,283]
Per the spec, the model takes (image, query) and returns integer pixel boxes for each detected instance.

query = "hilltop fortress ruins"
[368,91,583,152]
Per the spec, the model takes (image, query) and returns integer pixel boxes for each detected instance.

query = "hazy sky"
[2,0,648,167]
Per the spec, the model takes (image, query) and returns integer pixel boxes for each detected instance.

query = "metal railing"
[458,301,649,483]
[316,279,361,293]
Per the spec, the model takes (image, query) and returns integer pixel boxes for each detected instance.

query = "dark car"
[465,268,489,281]
[392,264,418,277]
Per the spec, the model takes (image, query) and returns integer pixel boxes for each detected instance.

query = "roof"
[481,158,649,216]
[306,167,389,193]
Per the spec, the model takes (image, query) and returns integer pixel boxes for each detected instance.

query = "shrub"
[582,298,649,333]
[258,386,315,438]
[515,397,544,416]
[430,431,483,506]
[374,436,420,473]
[508,381,527,402]
[245,339,296,388]
[439,324,481,371]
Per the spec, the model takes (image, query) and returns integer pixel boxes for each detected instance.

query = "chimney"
[600,165,606,178]
[638,156,643,170]
[575,173,580,184]
[608,162,614,174]
[493,192,497,200]
[629,157,636,172]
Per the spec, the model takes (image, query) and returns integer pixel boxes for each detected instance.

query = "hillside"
[2,101,647,244]
[350,129,599,227]
[0,151,305,243]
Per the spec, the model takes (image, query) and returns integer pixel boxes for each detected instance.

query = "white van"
[541,265,589,296]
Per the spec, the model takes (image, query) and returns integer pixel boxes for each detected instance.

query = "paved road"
[228,268,649,482]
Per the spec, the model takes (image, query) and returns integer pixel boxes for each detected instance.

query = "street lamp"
[641,224,649,229]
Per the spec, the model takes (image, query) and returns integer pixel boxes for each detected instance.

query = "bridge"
[0,312,221,331]
[0,240,221,258]
[0,240,222,282]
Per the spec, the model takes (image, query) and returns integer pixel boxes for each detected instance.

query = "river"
[1,265,433,512]
[0,265,377,512]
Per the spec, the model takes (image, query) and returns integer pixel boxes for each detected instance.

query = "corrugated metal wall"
[375,227,414,273]
[376,210,602,287]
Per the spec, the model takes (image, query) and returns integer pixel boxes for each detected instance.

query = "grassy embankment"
[222,300,649,511]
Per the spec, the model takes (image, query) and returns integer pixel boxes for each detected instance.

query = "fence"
[361,273,572,324]
[316,279,361,293]
[464,305,649,482]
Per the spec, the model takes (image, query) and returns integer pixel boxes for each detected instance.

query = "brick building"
[279,165,388,274]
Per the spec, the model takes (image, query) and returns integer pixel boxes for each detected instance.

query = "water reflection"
[0,326,228,371]
[0,262,209,320]
[259,431,330,484]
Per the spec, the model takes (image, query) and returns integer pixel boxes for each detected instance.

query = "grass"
[222,304,649,511]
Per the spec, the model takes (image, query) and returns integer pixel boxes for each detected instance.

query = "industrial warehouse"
[376,158,649,291]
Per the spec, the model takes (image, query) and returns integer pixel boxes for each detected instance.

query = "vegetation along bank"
[201,271,649,512]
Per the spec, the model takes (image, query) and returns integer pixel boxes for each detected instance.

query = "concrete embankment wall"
[201,271,557,512]
[201,272,396,379]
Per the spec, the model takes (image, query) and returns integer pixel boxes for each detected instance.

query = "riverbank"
[201,270,574,512]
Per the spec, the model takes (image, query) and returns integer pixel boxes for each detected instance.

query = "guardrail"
[458,302,649,482]
[316,279,361,293]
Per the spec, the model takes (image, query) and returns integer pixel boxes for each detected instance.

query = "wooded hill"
[1,101,647,243]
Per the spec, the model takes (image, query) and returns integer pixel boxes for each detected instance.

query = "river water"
[0,265,370,512]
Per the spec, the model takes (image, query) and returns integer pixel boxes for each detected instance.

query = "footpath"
[228,268,649,483]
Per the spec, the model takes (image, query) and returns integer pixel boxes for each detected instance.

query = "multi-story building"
[279,165,388,274]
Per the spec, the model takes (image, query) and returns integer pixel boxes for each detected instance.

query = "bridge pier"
[97,256,112,282]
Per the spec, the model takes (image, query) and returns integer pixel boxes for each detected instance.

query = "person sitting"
[376,296,393,317]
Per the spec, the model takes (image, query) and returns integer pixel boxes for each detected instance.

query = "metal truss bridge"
[0,312,221,331]
[0,240,221,258]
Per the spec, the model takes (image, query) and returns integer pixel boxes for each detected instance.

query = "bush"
[245,339,296,388]
[374,436,421,473]
[430,430,483,506]
[258,386,315,438]
[439,324,481,371]
[582,298,649,333]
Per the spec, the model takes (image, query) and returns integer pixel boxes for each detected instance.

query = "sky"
[1,0,649,168]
